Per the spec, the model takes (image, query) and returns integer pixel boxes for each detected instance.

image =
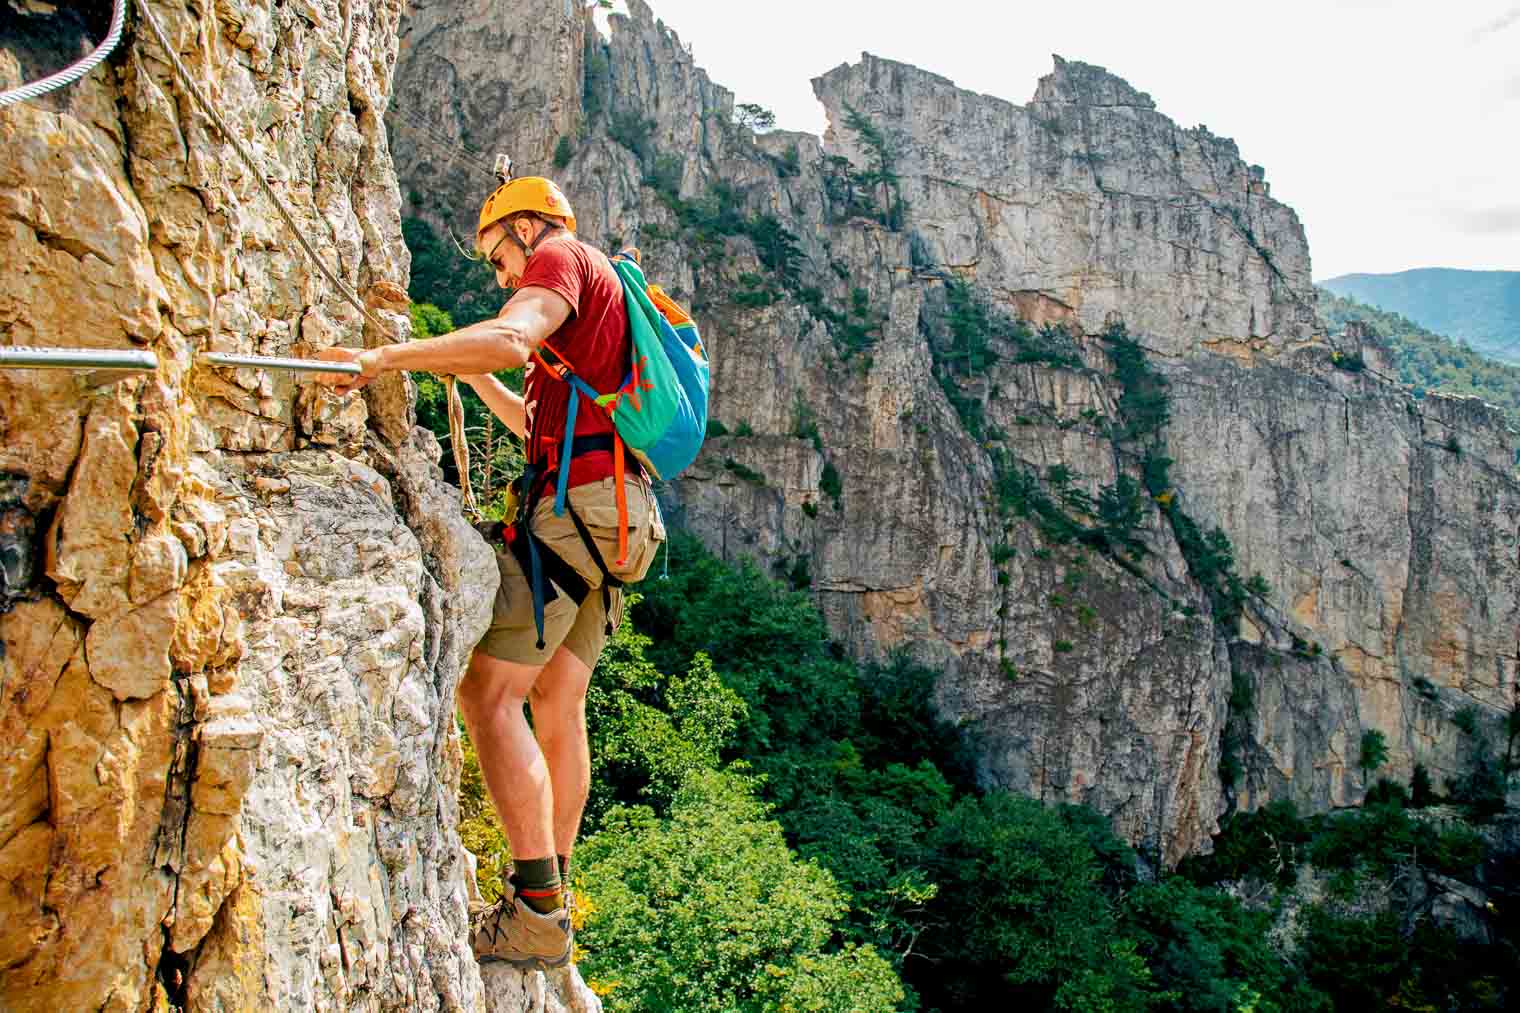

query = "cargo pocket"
[564,478,665,586]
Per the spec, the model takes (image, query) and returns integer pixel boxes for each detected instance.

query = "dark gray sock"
[514,857,562,914]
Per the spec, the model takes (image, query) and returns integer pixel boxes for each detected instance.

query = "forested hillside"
[1320,269,1520,363]
[407,218,1519,1013]
[1318,286,1520,432]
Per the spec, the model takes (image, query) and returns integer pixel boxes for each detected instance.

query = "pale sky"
[599,1,1519,280]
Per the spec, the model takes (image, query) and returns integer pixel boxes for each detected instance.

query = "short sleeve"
[518,239,585,319]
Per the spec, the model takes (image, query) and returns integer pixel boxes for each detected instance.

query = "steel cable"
[0,0,126,109]
[134,0,480,515]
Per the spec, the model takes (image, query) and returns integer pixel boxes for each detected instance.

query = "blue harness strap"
[516,463,551,651]
[507,457,623,651]
[553,374,608,516]
[554,391,581,517]
[526,523,548,651]
[507,460,596,651]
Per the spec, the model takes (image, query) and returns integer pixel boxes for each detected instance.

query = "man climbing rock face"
[314,175,664,969]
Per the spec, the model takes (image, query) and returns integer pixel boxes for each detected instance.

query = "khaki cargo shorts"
[477,476,665,669]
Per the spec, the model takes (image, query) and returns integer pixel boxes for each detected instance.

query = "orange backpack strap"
[613,433,630,567]
[533,340,579,379]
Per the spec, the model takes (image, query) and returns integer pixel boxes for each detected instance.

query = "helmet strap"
[504,216,565,259]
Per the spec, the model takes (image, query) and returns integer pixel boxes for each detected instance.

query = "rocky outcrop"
[815,53,1316,357]
[1,2,598,1010]
[1168,342,1520,812]
[388,0,1518,867]
[390,0,585,239]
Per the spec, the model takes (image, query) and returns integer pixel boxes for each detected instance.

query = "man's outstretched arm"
[313,285,572,394]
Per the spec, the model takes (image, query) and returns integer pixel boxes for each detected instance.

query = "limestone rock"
[1,2,546,1009]
[814,53,1316,356]
[44,385,140,619]
[84,591,177,701]
[390,0,586,237]
[482,964,605,1013]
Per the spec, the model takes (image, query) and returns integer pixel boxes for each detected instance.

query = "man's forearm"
[466,375,527,439]
[379,318,536,375]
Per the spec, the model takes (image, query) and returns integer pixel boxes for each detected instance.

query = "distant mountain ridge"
[1319,268,1520,362]
[1317,286,1520,433]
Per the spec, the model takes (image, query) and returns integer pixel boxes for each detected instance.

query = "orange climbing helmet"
[477,176,577,238]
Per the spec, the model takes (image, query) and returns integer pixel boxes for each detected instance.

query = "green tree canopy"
[576,770,904,1013]
[734,102,776,131]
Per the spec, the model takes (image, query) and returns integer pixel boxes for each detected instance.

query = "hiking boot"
[470,880,573,969]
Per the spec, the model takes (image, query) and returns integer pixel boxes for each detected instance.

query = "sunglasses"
[485,229,510,274]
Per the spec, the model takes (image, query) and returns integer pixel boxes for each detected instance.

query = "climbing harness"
[0,0,126,109]
[495,445,629,651]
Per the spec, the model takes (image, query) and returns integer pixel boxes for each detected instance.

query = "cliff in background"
[389,0,1519,865]
[0,0,1510,1007]
[0,1,594,1009]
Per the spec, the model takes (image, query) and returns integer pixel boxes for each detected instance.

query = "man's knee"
[529,650,591,721]
[529,682,586,726]
[460,650,537,716]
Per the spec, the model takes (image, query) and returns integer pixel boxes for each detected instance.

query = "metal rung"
[0,346,159,372]
[200,352,362,375]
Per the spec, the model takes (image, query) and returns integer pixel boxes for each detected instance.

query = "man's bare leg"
[457,649,556,861]
[459,650,577,966]
[529,646,595,861]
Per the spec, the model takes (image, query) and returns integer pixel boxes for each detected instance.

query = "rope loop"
[446,375,480,517]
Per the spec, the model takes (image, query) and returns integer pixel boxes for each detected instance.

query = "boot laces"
[480,894,518,944]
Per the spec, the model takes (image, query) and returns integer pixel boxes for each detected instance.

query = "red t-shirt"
[519,236,629,489]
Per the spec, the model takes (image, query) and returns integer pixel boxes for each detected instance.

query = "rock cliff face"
[390,0,585,241]
[816,52,1316,357]
[389,0,1519,866]
[1,2,595,1010]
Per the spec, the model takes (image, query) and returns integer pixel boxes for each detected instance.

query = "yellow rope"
[445,376,480,516]
[136,0,478,517]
